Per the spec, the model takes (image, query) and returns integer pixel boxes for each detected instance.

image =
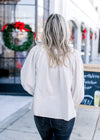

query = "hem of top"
[32,112,77,121]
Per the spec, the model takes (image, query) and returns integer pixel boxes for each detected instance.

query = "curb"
[0,103,30,132]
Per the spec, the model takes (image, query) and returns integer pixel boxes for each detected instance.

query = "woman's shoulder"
[69,48,81,57]
[29,44,44,55]
[30,45,41,51]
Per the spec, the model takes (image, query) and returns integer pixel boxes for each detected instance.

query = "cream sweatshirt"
[20,45,84,121]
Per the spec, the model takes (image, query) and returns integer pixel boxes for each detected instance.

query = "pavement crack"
[92,114,100,140]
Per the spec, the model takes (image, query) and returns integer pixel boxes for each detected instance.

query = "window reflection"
[0,0,50,84]
[14,31,28,46]
[0,0,35,5]
[69,20,77,49]
[43,9,49,24]
[16,0,35,5]
[15,5,35,31]
[0,4,14,29]
[0,57,14,83]
[0,0,16,4]
[37,7,43,41]
[44,0,49,9]
[81,23,87,63]
[89,28,93,62]
[38,0,43,7]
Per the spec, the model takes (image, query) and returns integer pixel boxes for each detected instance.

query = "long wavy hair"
[42,14,71,67]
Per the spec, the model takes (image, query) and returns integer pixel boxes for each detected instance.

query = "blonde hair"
[42,14,71,67]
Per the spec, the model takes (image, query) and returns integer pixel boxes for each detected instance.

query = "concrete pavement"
[90,55,100,64]
[0,95,100,140]
[0,95,32,130]
[0,95,32,123]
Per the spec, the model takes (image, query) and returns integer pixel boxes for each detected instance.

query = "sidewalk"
[0,95,32,129]
[90,55,100,64]
[0,95,100,140]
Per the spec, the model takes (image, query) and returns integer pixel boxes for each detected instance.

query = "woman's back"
[21,45,84,121]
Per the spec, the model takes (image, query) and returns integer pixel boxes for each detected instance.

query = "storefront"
[81,23,87,63]
[99,31,100,54]
[69,20,78,49]
[89,28,93,62]
[0,0,49,95]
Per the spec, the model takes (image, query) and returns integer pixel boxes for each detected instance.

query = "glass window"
[38,0,43,7]
[37,7,43,41]
[16,0,35,5]
[15,5,35,31]
[0,0,50,85]
[98,31,100,54]
[0,3,15,59]
[0,5,3,30]
[0,0,16,4]
[0,2,35,84]
[44,0,49,9]
[0,57,15,83]
[81,23,87,63]
[15,57,26,83]
[37,1,49,41]
[0,4,15,29]
[69,20,77,49]
[43,9,49,24]
[4,5,15,23]
[89,29,93,62]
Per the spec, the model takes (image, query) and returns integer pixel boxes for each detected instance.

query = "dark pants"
[34,115,75,140]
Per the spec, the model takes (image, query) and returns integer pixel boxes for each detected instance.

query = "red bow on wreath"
[82,29,86,40]
[14,21,30,32]
[90,33,93,40]
[2,22,30,32]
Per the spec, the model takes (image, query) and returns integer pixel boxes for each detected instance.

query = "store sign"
[81,65,100,106]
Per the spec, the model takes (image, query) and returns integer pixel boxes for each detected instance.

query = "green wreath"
[2,22,35,52]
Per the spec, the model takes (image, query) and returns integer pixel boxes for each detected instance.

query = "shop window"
[0,3,15,83]
[89,28,93,62]
[37,6,43,42]
[0,0,35,5]
[16,0,35,5]
[81,23,87,63]
[0,4,14,29]
[44,0,49,10]
[98,31,100,54]
[0,0,50,85]
[38,0,43,7]
[37,0,49,42]
[43,9,49,25]
[0,57,15,83]
[0,0,16,4]
[15,5,35,31]
[69,20,77,49]
[0,1,35,84]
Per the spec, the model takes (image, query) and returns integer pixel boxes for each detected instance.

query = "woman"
[20,14,84,140]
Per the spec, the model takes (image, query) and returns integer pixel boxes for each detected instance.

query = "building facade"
[50,0,100,63]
